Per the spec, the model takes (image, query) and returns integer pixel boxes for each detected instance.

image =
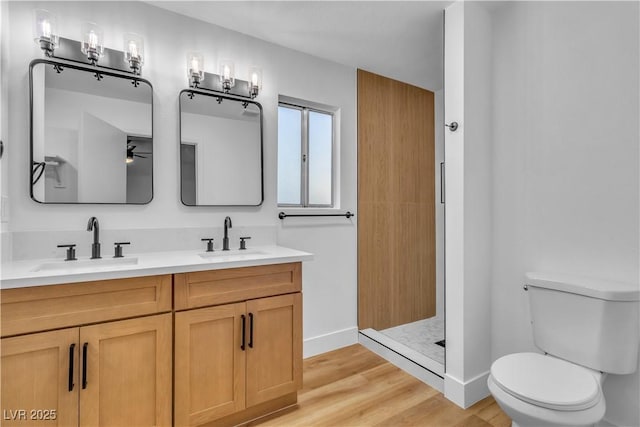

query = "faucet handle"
[113,242,130,258]
[201,238,214,252]
[239,237,251,250]
[57,244,77,261]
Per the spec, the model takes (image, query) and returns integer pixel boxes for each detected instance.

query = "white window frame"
[277,98,337,208]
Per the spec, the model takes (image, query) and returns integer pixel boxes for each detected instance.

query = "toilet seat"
[490,352,601,411]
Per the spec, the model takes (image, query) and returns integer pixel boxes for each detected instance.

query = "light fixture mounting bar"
[51,37,133,73]
[192,70,253,99]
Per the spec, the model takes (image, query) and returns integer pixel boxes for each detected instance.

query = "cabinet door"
[246,293,302,407]
[79,313,172,427]
[1,328,79,427]
[174,303,246,426]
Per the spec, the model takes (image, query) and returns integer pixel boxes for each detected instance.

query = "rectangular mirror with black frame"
[179,89,263,206]
[30,59,153,204]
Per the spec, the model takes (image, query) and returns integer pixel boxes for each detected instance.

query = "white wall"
[2,1,357,357]
[31,64,45,201]
[462,0,493,387]
[444,1,493,408]
[444,1,466,403]
[45,88,152,138]
[0,1,6,232]
[490,2,639,425]
[42,89,152,203]
[77,111,127,202]
[181,112,261,205]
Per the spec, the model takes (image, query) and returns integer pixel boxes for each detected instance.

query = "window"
[278,100,335,207]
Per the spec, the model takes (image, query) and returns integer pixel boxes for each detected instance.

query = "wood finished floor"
[251,344,510,427]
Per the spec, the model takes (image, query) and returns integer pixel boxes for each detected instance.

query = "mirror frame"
[29,58,154,205]
[179,89,264,207]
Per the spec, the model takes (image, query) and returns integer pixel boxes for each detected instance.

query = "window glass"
[308,110,333,205]
[277,100,335,207]
[277,106,302,205]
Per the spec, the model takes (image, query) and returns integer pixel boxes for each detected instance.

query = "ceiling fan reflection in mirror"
[126,135,151,164]
[126,144,148,163]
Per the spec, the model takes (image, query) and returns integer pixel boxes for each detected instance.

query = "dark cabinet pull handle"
[68,343,76,392]
[82,343,88,389]
[240,315,246,351]
[248,313,254,348]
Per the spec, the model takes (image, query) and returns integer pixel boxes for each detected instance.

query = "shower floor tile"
[380,316,444,365]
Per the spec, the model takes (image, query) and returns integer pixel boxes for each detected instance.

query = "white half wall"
[443,1,493,408]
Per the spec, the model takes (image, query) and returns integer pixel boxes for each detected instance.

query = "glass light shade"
[248,66,262,98]
[123,32,144,70]
[81,22,104,63]
[33,9,59,55]
[187,52,204,86]
[219,59,235,90]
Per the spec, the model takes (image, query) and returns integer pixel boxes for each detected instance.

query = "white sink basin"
[31,257,139,272]
[198,249,268,260]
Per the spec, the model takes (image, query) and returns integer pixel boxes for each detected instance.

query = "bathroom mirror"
[179,90,263,206]
[30,59,153,204]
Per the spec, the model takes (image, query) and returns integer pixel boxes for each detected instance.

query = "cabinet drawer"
[174,263,301,310]
[1,275,172,337]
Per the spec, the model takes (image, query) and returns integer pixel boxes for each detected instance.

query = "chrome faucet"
[87,216,101,259]
[223,216,232,251]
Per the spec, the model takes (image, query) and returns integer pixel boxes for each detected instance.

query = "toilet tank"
[525,272,640,375]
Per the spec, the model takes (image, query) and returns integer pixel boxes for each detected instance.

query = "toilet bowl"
[486,273,639,427]
[488,352,605,427]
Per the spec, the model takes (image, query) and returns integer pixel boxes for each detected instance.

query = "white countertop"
[1,245,313,289]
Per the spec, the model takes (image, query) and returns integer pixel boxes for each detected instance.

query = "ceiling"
[149,1,451,91]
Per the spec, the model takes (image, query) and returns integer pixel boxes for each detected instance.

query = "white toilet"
[488,272,640,427]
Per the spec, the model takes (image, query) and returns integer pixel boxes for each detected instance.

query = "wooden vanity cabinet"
[0,275,173,427]
[1,328,80,427]
[245,293,302,407]
[174,263,303,427]
[79,314,172,426]
[1,262,304,427]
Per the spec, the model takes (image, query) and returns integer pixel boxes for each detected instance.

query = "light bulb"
[88,31,98,50]
[187,52,204,87]
[247,67,262,98]
[128,41,138,58]
[33,9,59,56]
[219,60,235,92]
[41,20,51,39]
[81,22,104,64]
[123,33,144,74]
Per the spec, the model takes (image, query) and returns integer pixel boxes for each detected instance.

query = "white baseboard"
[359,331,444,392]
[303,326,359,358]
[444,370,490,409]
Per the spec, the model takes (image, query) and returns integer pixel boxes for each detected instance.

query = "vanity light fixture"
[33,9,59,57]
[81,22,104,65]
[219,59,235,93]
[184,54,263,100]
[123,33,144,75]
[187,52,205,88]
[31,10,147,78]
[248,67,262,99]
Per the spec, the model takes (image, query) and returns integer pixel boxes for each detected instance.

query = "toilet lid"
[490,353,601,411]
